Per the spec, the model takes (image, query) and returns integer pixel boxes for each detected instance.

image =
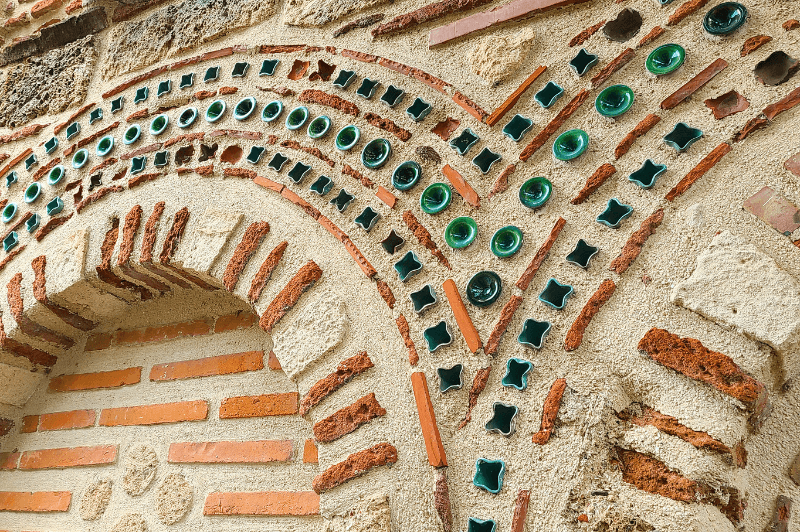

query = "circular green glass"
[233,97,256,120]
[335,125,360,151]
[595,84,635,118]
[420,183,451,214]
[444,216,477,249]
[123,125,140,145]
[72,149,88,169]
[177,107,198,128]
[553,129,589,161]
[361,138,392,169]
[490,226,523,258]
[466,271,502,307]
[518,177,552,209]
[96,135,114,156]
[261,100,283,122]
[24,183,41,203]
[285,106,309,130]
[646,44,686,75]
[391,161,421,191]
[48,165,65,186]
[204,100,226,123]
[307,115,331,139]
[2,203,17,223]
[703,2,747,35]
[149,114,169,135]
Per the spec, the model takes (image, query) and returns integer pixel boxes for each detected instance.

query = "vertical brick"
[99,400,208,426]
[204,491,320,516]
[0,491,71,512]
[442,279,482,353]
[49,367,141,392]
[18,445,117,469]
[303,439,318,463]
[532,378,567,445]
[219,393,299,418]
[168,440,293,463]
[411,372,447,467]
[150,351,264,381]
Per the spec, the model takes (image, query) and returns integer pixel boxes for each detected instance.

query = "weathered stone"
[111,513,147,532]
[156,473,192,525]
[79,478,112,520]
[322,491,391,532]
[175,208,243,274]
[0,362,46,406]
[104,0,276,79]
[272,291,348,380]
[672,232,800,378]
[283,0,389,27]
[468,28,535,85]
[122,443,158,496]
[0,35,97,128]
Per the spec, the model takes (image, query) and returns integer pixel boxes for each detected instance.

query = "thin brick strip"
[516,217,566,290]
[441,164,480,208]
[364,112,411,141]
[18,445,117,469]
[31,157,61,182]
[511,490,531,532]
[442,279,482,353]
[667,0,711,26]
[0,148,33,180]
[614,113,661,159]
[169,440,293,463]
[571,163,617,204]
[0,491,71,512]
[371,0,495,37]
[0,246,26,274]
[452,91,489,122]
[591,48,636,89]
[638,25,665,47]
[661,58,728,110]
[458,366,490,428]
[299,351,374,416]
[312,442,398,493]
[100,400,209,426]
[204,491,320,516]
[569,19,605,47]
[219,393,299,418]
[118,205,142,265]
[763,85,800,120]
[342,237,378,278]
[403,210,451,269]
[35,409,96,431]
[411,371,447,467]
[486,66,546,126]
[0,122,50,145]
[396,314,419,365]
[299,88,360,116]
[564,279,616,351]
[609,208,665,273]
[259,260,322,332]
[532,378,567,444]
[160,207,190,264]
[485,295,523,355]
[376,279,396,308]
[223,221,271,291]
[248,240,288,302]
[7,273,75,348]
[488,163,516,199]
[665,142,731,201]
[520,89,591,161]
[76,185,125,214]
[76,121,121,150]
[313,392,386,443]
[31,256,96,331]
[140,201,165,262]
[616,447,698,501]
[150,351,264,381]
[34,213,72,242]
[0,314,57,367]
[618,405,731,455]
[96,220,153,302]
[49,367,142,392]
[434,469,454,532]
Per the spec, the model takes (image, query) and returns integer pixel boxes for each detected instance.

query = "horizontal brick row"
[99,400,209,426]
[204,491,319,516]
[169,440,293,463]
[219,393,299,419]
[22,409,96,432]
[0,491,71,512]
[150,350,264,381]
[49,367,141,392]
[15,445,117,470]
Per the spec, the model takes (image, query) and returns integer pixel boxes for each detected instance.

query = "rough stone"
[468,28,535,85]
[175,208,243,274]
[104,0,276,79]
[156,473,192,525]
[122,443,158,496]
[111,513,148,532]
[272,291,348,379]
[672,231,800,371]
[0,35,97,128]
[79,477,112,520]
[283,0,389,27]
[322,491,391,532]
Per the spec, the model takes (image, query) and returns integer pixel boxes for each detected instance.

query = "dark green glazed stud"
[246,146,265,164]
[394,251,423,281]
[335,125,360,151]
[204,100,226,123]
[233,97,257,120]
[288,162,311,184]
[570,48,599,76]
[157,79,171,97]
[262,101,283,123]
[333,69,355,88]
[380,229,405,254]
[2,203,16,223]
[3,232,18,252]
[646,44,686,75]
[420,183,451,214]
[260,59,279,76]
[597,198,634,228]
[468,518,497,532]
[534,81,564,108]
[553,129,589,161]
[629,159,667,188]
[466,271,502,307]
[437,364,463,393]
[449,128,479,156]
[566,239,599,268]
[307,115,331,139]
[502,358,533,390]
[44,137,58,154]
[47,165,65,186]
[24,153,37,171]
[703,2,748,35]
[519,177,552,209]
[354,206,381,232]
[664,122,703,152]
[179,73,194,89]
[361,138,391,169]
[232,62,249,78]
[356,78,380,99]
[518,318,552,348]
[490,226,523,258]
[380,85,405,107]
[330,189,354,212]
[310,175,333,195]
[472,148,501,175]
[485,402,519,436]
[46,197,64,216]
[26,213,39,233]
[473,459,505,494]
[177,107,198,128]
[410,284,437,313]
[5,172,16,187]
[502,114,533,142]
[595,84,635,118]
[96,135,114,156]
[406,98,432,122]
[24,182,40,203]
[149,114,169,136]
[285,106,309,130]
[444,216,477,249]
[538,278,574,309]
[391,161,421,191]
[424,321,452,352]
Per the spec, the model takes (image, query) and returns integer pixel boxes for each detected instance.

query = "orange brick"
[219,393,299,419]
[21,415,38,433]
[30,0,64,18]
[0,452,20,470]
[18,445,117,469]
[214,311,258,333]
[49,367,141,392]
[442,279,482,353]
[375,186,397,208]
[99,400,208,426]
[0,491,71,512]
[84,332,112,351]
[204,491,319,516]
[411,371,447,467]
[150,351,264,381]
[267,350,282,370]
[303,439,318,463]
[114,318,213,345]
[168,440,293,463]
[37,409,96,431]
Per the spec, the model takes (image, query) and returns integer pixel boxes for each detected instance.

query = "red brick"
[452,91,488,122]
[259,261,322,332]
[485,296,523,355]
[516,217,567,290]
[511,490,531,532]
[299,89,360,117]
[36,409,96,431]
[661,58,728,110]
[312,442,398,493]
[371,0,494,38]
[248,241,288,302]
[84,332,112,351]
[303,439,318,463]
[299,352,373,416]
[313,393,386,443]
[665,142,731,202]
[442,164,480,208]
[616,447,698,501]
[638,25,665,47]
[0,452,20,470]
[219,393,299,418]
[486,65,546,126]
[114,319,213,345]
[0,491,71,512]
[375,186,397,208]
[204,491,319,516]
[267,350,282,370]
[18,445,117,469]
[615,113,661,159]
[169,440,292,463]
[532,378,567,444]
[0,418,12,437]
[395,315,419,365]
[341,237,378,278]
[610,208,664,273]
[763,85,800,121]
[618,405,731,455]
[64,0,81,14]
[741,34,772,56]
[214,311,258,332]
[150,351,264,381]
[21,415,38,433]
[223,222,271,292]
[667,0,711,26]
[519,89,591,161]
[49,367,141,392]
[564,279,616,351]
[411,372,447,467]
[99,400,208,426]
[442,279,481,353]
[591,48,636,89]
[254,174,285,193]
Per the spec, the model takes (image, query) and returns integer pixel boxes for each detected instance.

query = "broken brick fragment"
[333,13,385,37]
[733,116,769,142]
[704,90,749,119]
[609,208,664,274]
[569,19,605,47]
[661,58,728,110]
[299,89,359,116]
[532,378,567,444]
[616,447,698,501]
[313,393,386,443]
[618,404,731,455]
[395,314,418,366]
[431,118,460,141]
[763,85,800,120]
[402,210,450,269]
[784,19,800,31]
[452,91,488,122]
[126,108,149,122]
[434,469,453,532]
[364,112,411,141]
[665,143,731,201]
[488,164,516,199]
[516,217,566,290]
[637,25,665,47]
[376,280,395,309]
[371,0,494,38]
[510,490,531,532]
[299,352,374,417]
[571,163,616,205]
[741,34,772,56]
[564,279,616,351]
[259,260,322,332]
[287,59,309,80]
[459,366,491,428]
[312,442,398,493]
[342,163,374,188]
[485,295,523,355]
[591,48,635,89]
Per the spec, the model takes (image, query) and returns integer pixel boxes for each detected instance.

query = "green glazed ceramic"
[47,165,65,186]
[307,115,331,139]
[473,459,505,494]
[595,84,635,117]
[553,129,589,161]
[703,2,747,35]
[490,226,523,258]
[466,271,502,307]
[335,125,360,151]
[570,48,599,76]
[2,202,16,223]
[502,358,533,390]
[444,216,477,249]
[538,278,574,309]
[177,107,198,128]
[391,161,421,191]
[24,182,41,203]
[233,97,257,120]
[285,106,309,130]
[72,149,89,169]
[123,125,141,145]
[204,100,226,123]
[468,517,497,532]
[261,100,283,122]
[485,402,519,436]
[96,135,114,156]
[149,114,169,136]
[519,177,552,209]
[361,138,392,169]
[437,364,463,393]
[420,183,451,214]
[646,44,686,75]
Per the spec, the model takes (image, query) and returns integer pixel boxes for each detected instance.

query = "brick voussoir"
[223,221,270,292]
[248,240,288,302]
[259,260,322,332]
[299,351,374,416]
[0,314,59,367]
[564,279,616,351]
[313,392,386,443]
[312,442,398,493]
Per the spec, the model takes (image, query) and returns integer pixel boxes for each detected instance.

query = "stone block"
[174,208,243,275]
[0,361,46,406]
[283,0,388,26]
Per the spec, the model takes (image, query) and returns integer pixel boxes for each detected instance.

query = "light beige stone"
[111,513,148,532]
[79,477,113,521]
[282,0,389,26]
[175,208,243,274]
[156,473,193,525]
[469,29,536,85]
[0,362,46,406]
[323,492,391,532]
[122,443,158,496]
[271,291,348,380]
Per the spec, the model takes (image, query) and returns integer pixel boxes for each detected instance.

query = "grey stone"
[122,443,158,496]
[156,473,192,525]
[0,35,97,128]
[79,478,112,521]
[283,0,389,27]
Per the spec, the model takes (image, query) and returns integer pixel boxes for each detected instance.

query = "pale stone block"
[175,208,243,274]
[0,362,45,406]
